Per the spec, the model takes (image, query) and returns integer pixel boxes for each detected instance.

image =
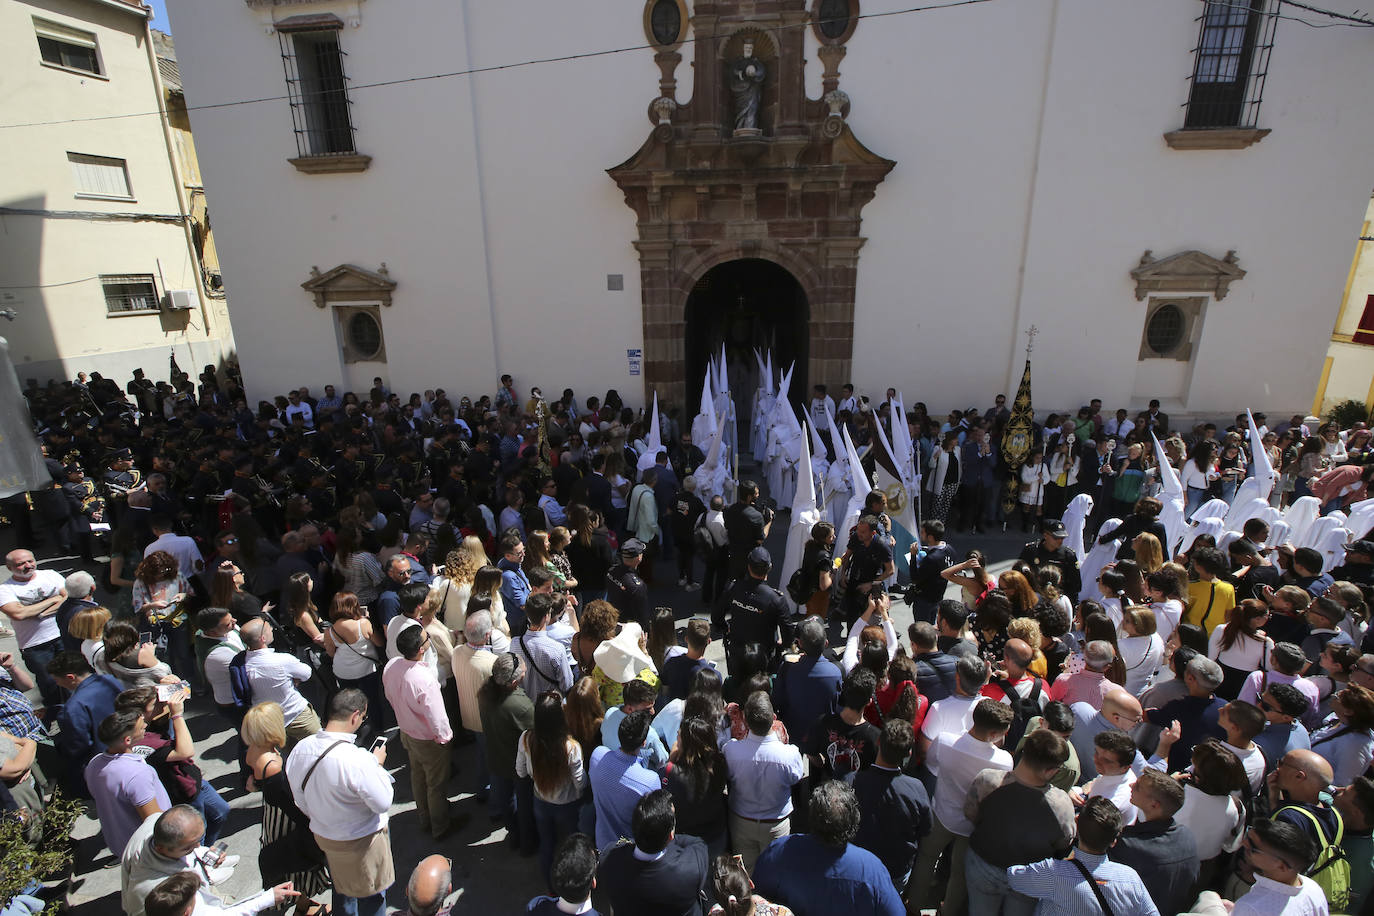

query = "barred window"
[1183,0,1279,130]
[101,275,159,314]
[280,26,356,157]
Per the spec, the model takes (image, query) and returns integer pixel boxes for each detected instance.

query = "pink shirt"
[1047,668,1111,711]
[382,657,452,743]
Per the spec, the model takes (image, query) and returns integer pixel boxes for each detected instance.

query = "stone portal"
[610,0,893,410]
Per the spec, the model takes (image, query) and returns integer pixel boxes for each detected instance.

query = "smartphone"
[156,683,183,702]
[139,631,154,645]
[369,736,388,753]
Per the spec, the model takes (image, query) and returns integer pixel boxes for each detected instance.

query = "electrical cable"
[0,0,1002,131]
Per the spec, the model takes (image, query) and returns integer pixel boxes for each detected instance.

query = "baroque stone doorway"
[685,258,809,411]
[610,0,894,413]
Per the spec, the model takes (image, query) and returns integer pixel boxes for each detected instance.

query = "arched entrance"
[685,259,808,411]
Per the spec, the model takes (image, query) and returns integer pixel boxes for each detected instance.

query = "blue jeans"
[190,779,230,845]
[965,847,1036,916]
[20,639,63,715]
[533,796,581,889]
[332,890,386,916]
[1184,486,1208,520]
[490,773,536,854]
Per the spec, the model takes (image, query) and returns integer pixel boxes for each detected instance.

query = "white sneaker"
[685,582,700,592]
[677,577,687,587]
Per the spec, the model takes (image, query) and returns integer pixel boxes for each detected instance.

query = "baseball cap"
[620,538,647,557]
[748,546,772,566]
[1347,540,1374,557]
[1043,519,1067,538]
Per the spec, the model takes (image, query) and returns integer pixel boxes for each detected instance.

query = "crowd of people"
[1,362,1373,916]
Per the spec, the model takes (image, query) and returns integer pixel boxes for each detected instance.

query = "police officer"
[713,546,794,673]
[606,538,650,631]
[1017,518,1083,599]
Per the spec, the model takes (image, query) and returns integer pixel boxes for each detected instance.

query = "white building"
[168,0,1374,421]
[0,0,234,387]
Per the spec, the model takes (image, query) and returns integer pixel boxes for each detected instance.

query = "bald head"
[1279,749,1333,802]
[241,617,269,649]
[1101,688,1142,728]
[1003,638,1034,675]
[405,854,452,916]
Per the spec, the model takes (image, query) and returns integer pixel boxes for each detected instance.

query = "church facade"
[169,0,1374,420]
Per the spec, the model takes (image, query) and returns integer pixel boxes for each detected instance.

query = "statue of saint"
[729,40,765,133]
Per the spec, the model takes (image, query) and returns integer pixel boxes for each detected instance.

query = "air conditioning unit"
[164,289,196,310]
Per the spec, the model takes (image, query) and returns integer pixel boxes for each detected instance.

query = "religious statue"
[729,40,765,135]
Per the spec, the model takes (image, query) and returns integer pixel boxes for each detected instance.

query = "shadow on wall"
[0,195,58,387]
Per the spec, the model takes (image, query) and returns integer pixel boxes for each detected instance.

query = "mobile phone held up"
[370,736,388,753]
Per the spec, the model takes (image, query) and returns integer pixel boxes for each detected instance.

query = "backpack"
[693,514,723,555]
[228,649,253,711]
[1278,805,1350,911]
[994,676,1043,747]
[786,566,812,605]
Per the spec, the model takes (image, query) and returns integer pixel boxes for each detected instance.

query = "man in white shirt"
[837,384,858,417]
[0,549,68,715]
[910,698,1013,915]
[1073,730,1140,825]
[195,608,248,782]
[917,655,988,760]
[240,618,319,747]
[284,391,314,429]
[144,517,203,579]
[286,689,395,916]
[1190,819,1329,916]
[809,384,836,429]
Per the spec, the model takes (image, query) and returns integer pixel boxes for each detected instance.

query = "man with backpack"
[1263,748,1350,911]
[236,617,319,750]
[979,638,1046,749]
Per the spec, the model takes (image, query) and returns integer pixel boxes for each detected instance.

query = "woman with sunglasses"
[1311,683,1374,786]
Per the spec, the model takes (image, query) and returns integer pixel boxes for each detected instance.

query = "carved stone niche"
[301,263,396,308]
[1130,249,1246,302]
[609,0,894,409]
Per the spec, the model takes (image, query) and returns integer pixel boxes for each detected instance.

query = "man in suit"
[526,833,601,915]
[583,453,615,521]
[597,789,709,916]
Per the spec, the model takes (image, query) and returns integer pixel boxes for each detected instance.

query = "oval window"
[1146,303,1186,355]
[347,311,383,360]
[818,0,851,39]
[650,0,682,46]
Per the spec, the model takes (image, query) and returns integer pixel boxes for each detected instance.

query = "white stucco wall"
[169,0,1374,418]
[0,0,233,386]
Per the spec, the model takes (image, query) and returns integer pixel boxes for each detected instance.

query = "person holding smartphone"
[285,689,395,916]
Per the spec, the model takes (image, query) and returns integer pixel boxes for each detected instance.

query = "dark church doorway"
[684,259,809,425]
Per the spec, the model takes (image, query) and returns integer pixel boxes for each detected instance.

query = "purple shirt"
[84,752,171,855]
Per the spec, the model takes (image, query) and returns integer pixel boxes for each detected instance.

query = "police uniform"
[1017,524,1083,599]
[606,539,650,631]
[713,547,795,670]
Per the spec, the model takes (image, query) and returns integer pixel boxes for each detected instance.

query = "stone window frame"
[1138,296,1206,362]
[334,302,387,364]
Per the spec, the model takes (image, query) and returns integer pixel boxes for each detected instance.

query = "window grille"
[279,29,356,157]
[101,275,159,314]
[1183,0,1279,129]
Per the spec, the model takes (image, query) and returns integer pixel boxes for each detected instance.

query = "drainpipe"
[141,12,215,355]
